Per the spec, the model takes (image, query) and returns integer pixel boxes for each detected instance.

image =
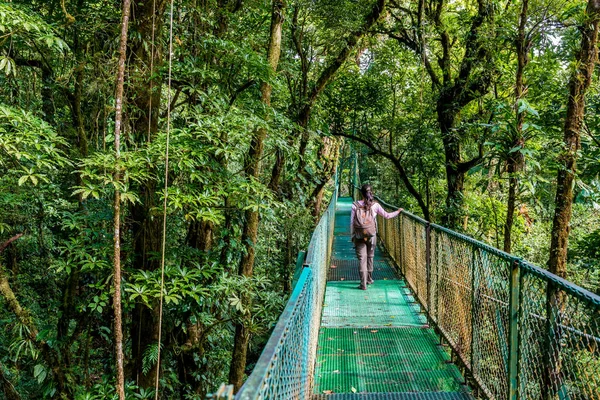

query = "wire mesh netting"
[235,173,339,400]
[232,164,600,400]
[376,197,600,400]
[313,196,470,398]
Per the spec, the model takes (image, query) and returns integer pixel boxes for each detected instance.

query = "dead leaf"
[330,265,337,269]
[322,390,333,394]
[333,370,340,374]
[370,330,378,333]
[340,278,345,281]
[351,387,357,393]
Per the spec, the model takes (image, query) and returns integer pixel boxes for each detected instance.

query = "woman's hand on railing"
[398,208,404,213]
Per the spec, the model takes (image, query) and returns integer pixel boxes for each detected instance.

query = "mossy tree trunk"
[228,0,285,391]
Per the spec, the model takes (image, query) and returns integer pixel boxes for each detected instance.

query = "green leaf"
[33,364,46,383]
[508,145,522,154]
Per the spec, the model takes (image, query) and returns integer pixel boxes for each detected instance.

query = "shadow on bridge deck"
[312,197,473,399]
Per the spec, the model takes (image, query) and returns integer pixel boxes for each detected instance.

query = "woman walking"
[351,184,403,290]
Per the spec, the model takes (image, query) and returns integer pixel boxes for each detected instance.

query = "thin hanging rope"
[139,0,157,388]
[147,0,157,143]
[154,0,174,397]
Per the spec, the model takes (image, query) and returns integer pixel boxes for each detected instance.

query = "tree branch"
[333,131,430,219]
[229,79,256,106]
[0,233,24,253]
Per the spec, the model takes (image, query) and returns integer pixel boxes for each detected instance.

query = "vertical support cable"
[508,260,521,400]
[155,0,175,397]
[413,221,418,298]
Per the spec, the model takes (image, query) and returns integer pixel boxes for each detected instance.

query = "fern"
[142,343,162,375]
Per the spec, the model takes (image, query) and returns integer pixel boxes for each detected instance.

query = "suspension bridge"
[212,164,600,400]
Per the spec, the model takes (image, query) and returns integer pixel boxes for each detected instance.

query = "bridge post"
[425,222,431,312]
[507,259,521,400]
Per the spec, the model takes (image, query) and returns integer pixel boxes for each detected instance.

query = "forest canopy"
[0,0,599,398]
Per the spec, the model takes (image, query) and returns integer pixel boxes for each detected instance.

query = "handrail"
[233,166,340,399]
[371,189,600,400]
[371,186,600,306]
[236,268,312,399]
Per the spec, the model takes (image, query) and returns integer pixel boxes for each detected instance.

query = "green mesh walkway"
[313,197,472,398]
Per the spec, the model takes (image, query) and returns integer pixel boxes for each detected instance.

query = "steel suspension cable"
[154,0,175,397]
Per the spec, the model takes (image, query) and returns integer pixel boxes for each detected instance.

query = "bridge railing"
[234,170,339,400]
[375,197,600,400]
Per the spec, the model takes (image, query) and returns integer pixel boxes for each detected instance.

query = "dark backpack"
[353,201,376,241]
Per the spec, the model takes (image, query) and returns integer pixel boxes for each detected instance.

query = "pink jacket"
[350,200,400,237]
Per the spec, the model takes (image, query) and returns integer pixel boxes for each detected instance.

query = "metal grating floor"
[321,281,426,328]
[328,259,399,281]
[314,197,472,398]
[312,393,473,400]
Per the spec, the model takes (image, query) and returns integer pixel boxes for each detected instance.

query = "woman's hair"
[360,184,375,209]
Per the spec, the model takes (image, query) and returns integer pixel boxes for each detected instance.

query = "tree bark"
[503,0,529,253]
[310,136,340,218]
[0,361,21,400]
[130,0,168,140]
[544,1,600,397]
[0,266,70,398]
[229,0,285,391]
[548,0,600,278]
[113,0,132,397]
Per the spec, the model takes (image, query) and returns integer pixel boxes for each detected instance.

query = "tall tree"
[127,0,169,387]
[545,0,600,396]
[113,0,132,398]
[229,0,285,391]
[504,0,530,253]
[548,0,600,279]
[269,0,388,193]
[387,0,494,227]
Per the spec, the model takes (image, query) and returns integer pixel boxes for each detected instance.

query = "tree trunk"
[545,1,600,397]
[126,1,171,386]
[503,0,529,253]
[268,149,285,192]
[41,67,55,125]
[437,104,465,228]
[296,0,387,172]
[548,0,600,278]
[229,0,285,391]
[0,266,70,399]
[130,0,168,140]
[0,361,21,400]
[113,0,132,397]
[310,136,340,218]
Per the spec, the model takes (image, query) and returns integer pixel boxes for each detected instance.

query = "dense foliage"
[0,0,599,398]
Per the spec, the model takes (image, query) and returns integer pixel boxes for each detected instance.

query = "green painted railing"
[212,159,599,399]
[232,169,339,400]
[374,195,600,400]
